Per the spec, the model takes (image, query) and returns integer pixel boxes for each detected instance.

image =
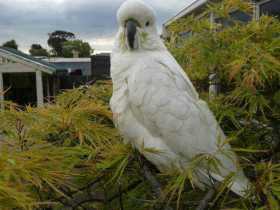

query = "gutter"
[164,0,208,26]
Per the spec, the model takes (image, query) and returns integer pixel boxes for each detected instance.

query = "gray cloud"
[0,0,193,53]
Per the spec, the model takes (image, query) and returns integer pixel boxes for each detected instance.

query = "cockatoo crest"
[115,0,165,52]
[117,0,156,27]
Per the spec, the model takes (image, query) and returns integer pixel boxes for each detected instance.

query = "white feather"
[110,0,250,197]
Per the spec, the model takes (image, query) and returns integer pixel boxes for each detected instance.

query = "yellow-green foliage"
[0,81,129,209]
[0,1,279,209]
[166,0,280,209]
[0,81,164,210]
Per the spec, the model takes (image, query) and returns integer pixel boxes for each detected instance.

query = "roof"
[43,57,91,63]
[92,53,111,57]
[164,0,208,26]
[0,47,57,74]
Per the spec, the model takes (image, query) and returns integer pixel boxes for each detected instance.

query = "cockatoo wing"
[127,52,249,196]
[128,54,221,160]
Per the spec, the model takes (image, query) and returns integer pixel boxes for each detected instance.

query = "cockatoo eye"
[145,21,150,27]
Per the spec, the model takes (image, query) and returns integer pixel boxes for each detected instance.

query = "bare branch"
[195,183,219,210]
[138,155,173,210]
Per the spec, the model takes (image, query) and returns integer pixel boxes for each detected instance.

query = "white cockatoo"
[110,0,250,196]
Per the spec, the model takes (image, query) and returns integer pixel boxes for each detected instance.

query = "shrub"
[166,0,280,209]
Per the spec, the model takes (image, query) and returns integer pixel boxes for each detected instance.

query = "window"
[259,0,280,19]
[179,31,193,39]
[230,10,252,22]
[215,10,252,27]
[70,69,82,76]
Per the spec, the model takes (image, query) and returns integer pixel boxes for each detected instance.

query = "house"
[256,0,280,19]
[43,57,93,90]
[43,57,92,76]
[162,0,279,97]
[91,53,111,79]
[0,47,112,107]
[0,47,59,107]
[162,0,280,40]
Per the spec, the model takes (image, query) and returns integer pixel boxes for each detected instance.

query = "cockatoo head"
[115,0,164,52]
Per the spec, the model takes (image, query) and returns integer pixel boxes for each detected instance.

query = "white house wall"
[0,62,36,73]
[0,52,53,74]
[36,71,44,107]
[0,73,3,109]
[0,56,44,107]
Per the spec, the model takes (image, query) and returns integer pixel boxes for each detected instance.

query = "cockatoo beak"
[125,19,138,50]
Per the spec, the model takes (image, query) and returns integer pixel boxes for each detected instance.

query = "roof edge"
[0,47,57,74]
[163,0,208,26]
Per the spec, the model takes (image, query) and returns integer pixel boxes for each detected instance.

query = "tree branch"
[195,183,219,210]
[138,155,173,210]
[57,178,142,209]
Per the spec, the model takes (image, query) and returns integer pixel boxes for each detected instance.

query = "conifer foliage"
[165,0,280,209]
[0,1,279,209]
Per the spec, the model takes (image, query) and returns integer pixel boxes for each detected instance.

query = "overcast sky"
[0,0,194,53]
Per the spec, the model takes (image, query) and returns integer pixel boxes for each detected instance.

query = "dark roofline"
[92,53,111,56]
